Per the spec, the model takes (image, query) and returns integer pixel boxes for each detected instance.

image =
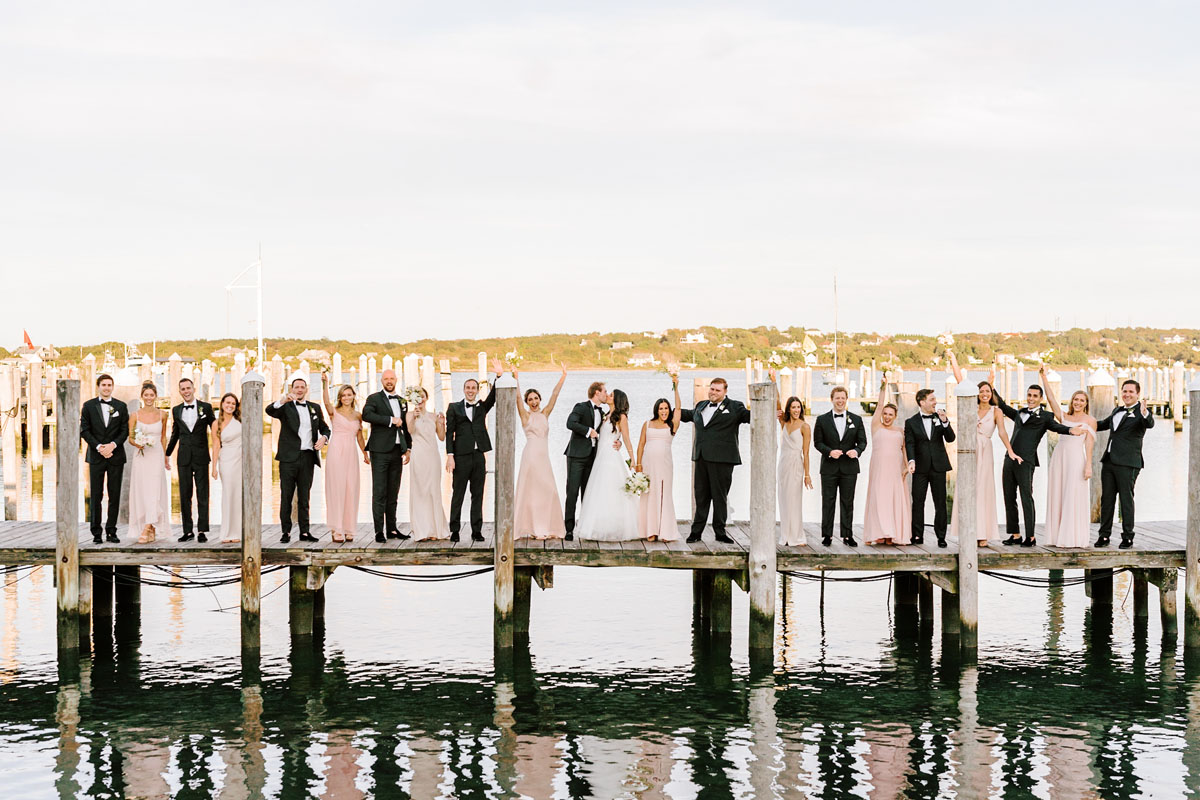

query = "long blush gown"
[777,425,807,546]
[638,424,678,541]
[952,408,1001,542]
[514,413,566,539]
[218,418,242,541]
[127,417,172,538]
[409,412,450,540]
[863,425,912,544]
[1045,420,1093,547]
[324,412,362,538]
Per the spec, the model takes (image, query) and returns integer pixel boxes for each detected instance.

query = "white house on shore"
[679,332,707,344]
[627,353,660,367]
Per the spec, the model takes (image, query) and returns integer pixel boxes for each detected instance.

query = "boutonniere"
[846,420,856,429]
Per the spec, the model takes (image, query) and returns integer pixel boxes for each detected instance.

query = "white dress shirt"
[701,402,720,426]
[1020,407,1036,422]
[100,400,112,426]
[464,401,474,422]
[833,412,847,437]
[386,393,403,443]
[181,403,198,431]
[922,414,935,439]
[275,400,314,449]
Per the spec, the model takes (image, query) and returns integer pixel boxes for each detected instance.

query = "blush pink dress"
[952,408,1001,542]
[638,424,679,541]
[514,412,566,539]
[324,412,362,538]
[1045,420,1093,547]
[127,416,173,538]
[863,424,912,544]
[408,411,450,540]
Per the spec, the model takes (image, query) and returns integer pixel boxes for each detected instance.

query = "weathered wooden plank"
[955,386,979,653]
[55,379,81,652]
[240,372,264,650]
[748,381,777,664]
[493,385,517,648]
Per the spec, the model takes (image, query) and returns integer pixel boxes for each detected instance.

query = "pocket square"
[720,408,730,414]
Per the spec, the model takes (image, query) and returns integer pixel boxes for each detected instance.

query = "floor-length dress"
[218,418,243,541]
[778,425,807,546]
[409,412,450,540]
[325,412,362,537]
[638,424,678,541]
[578,424,640,541]
[952,408,1001,542]
[863,425,912,544]
[1045,420,1093,547]
[514,413,566,539]
[127,417,172,538]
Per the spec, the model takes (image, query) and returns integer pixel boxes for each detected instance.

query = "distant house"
[297,348,332,364]
[641,330,665,338]
[679,332,708,345]
[1163,335,1187,345]
[995,354,1018,366]
[1089,357,1116,370]
[1130,354,1159,366]
[895,338,921,346]
[210,345,247,359]
[610,341,634,350]
[858,338,884,347]
[627,353,660,367]
[15,344,60,361]
[719,342,734,349]
[780,341,805,352]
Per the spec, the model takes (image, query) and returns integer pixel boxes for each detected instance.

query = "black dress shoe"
[105,533,120,544]
[1119,536,1134,549]
[92,534,103,545]
[375,533,386,543]
[280,532,291,543]
[197,533,208,543]
[686,534,702,544]
[1094,535,1110,547]
[449,533,460,542]
[936,537,947,548]
[298,533,319,543]
[564,532,574,541]
[1002,536,1022,546]
[178,532,195,543]
[1020,536,1036,548]
[714,532,733,544]
[389,529,411,540]
[821,536,832,547]
[911,536,924,545]
[471,533,485,542]
[843,537,858,547]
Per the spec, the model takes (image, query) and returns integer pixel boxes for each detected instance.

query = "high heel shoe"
[332,532,345,543]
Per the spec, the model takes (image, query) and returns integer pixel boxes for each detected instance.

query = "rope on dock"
[780,570,895,583]
[86,564,288,589]
[980,568,1132,588]
[345,565,495,582]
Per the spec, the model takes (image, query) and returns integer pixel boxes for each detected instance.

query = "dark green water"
[3,565,1199,798]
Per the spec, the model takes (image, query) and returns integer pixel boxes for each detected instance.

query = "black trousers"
[691,458,735,536]
[1002,456,1036,538]
[370,449,405,534]
[450,451,487,536]
[279,452,317,534]
[820,471,857,539]
[563,454,595,532]
[177,460,210,533]
[88,459,124,536]
[1099,462,1139,538]
[910,470,949,540]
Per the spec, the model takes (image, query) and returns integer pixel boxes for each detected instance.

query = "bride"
[578,389,640,541]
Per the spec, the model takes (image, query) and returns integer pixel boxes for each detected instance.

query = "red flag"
[22,330,33,349]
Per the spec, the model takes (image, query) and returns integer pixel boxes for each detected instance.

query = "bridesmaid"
[863,378,912,545]
[513,364,568,540]
[406,388,451,541]
[635,375,682,542]
[774,383,813,547]
[1041,365,1096,548]
[127,381,172,544]
[322,373,368,543]
[948,350,1018,546]
[210,393,243,544]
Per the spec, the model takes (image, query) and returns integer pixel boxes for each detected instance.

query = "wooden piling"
[1152,567,1178,638]
[493,385,517,649]
[92,566,113,619]
[29,356,43,470]
[1090,568,1113,605]
[1087,371,1116,522]
[114,566,141,609]
[748,381,778,663]
[514,566,532,636]
[0,364,17,520]
[1173,362,1186,432]
[1133,570,1149,618]
[941,589,960,636]
[711,570,732,635]
[894,572,918,610]
[55,379,80,654]
[955,382,979,653]
[80,354,96,403]
[240,372,264,651]
[288,566,314,637]
[918,575,934,625]
[1185,381,1200,647]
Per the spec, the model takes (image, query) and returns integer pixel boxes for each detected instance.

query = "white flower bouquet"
[623,471,651,497]
[131,427,153,456]
[403,385,425,408]
[504,350,523,368]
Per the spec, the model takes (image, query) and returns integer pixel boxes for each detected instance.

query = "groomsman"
[904,389,955,547]
[563,381,609,540]
[362,369,412,543]
[813,386,868,547]
[79,373,128,544]
[1095,379,1154,548]
[166,378,215,543]
[995,385,1081,546]
[444,360,504,542]
[678,377,751,544]
[266,376,330,543]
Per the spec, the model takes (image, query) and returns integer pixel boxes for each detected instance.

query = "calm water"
[1,370,1196,798]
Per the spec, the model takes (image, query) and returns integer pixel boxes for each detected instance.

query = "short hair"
[915,388,935,404]
[1122,379,1141,393]
[290,377,307,387]
[830,386,848,399]
[96,373,113,387]
[178,377,194,387]
[710,378,728,389]
[1027,384,1044,397]
[463,378,479,389]
[587,381,606,399]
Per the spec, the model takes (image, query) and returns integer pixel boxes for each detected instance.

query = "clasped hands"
[828,449,858,460]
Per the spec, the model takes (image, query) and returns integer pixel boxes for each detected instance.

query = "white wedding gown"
[577,422,640,541]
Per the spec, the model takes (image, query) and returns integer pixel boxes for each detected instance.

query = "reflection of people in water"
[514,734,563,799]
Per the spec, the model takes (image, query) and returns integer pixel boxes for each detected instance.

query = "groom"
[166,378,215,543]
[444,359,504,542]
[266,376,330,543]
[80,373,128,544]
[563,381,609,540]
[1095,379,1153,548]
[679,377,751,544]
[905,389,955,547]
[813,386,868,547]
[362,369,412,543]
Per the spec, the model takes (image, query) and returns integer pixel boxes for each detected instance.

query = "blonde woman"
[210,393,243,543]
[322,373,368,543]
[406,388,451,541]
[127,382,172,544]
[1040,366,1096,548]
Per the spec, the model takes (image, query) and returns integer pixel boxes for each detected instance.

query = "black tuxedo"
[679,399,751,537]
[166,400,214,534]
[444,386,498,537]
[812,410,868,540]
[80,397,129,537]
[362,390,412,535]
[1097,404,1154,540]
[904,412,956,541]
[563,400,607,533]
[996,395,1073,538]
[265,400,331,535]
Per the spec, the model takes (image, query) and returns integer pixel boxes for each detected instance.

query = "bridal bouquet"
[658,361,680,380]
[504,350,523,368]
[131,427,153,456]
[403,385,424,408]
[623,472,651,497]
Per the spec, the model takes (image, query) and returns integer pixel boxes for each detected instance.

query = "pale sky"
[3,1,1198,347]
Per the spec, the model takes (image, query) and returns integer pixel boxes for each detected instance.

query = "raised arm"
[513,370,530,426]
[871,376,887,429]
[1039,365,1063,422]
[993,389,1018,421]
[672,380,682,429]
[321,373,335,417]
[947,350,964,384]
[542,363,568,416]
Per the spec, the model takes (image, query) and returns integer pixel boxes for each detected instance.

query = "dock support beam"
[1186,381,1200,649]
[92,565,113,621]
[514,566,532,636]
[711,570,733,635]
[1149,568,1178,639]
[941,589,960,636]
[693,570,713,623]
[918,575,934,628]
[1088,568,1114,605]
[493,385,517,651]
[240,372,264,653]
[748,381,778,671]
[1133,570,1149,618]
[288,566,314,637]
[955,384,979,656]
[55,379,80,658]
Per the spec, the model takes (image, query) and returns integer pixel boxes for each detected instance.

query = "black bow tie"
[183,404,194,410]
[295,401,307,407]
[833,413,844,418]
[1023,408,1036,414]
[922,414,936,419]
[386,395,399,401]
[99,399,112,405]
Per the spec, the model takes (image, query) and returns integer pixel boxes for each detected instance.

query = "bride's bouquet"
[403,385,424,408]
[131,427,153,456]
[623,471,651,497]
[504,350,523,368]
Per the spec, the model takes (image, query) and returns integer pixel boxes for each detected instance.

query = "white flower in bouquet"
[403,385,425,408]
[658,361,680,380]
[131,427,153,456]
[504,350,523,368]
[623,471,651,497]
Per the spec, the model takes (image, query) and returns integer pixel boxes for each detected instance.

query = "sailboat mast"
[833,276,839,375]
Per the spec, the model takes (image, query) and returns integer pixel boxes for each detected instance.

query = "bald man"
[362,369,412,542]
